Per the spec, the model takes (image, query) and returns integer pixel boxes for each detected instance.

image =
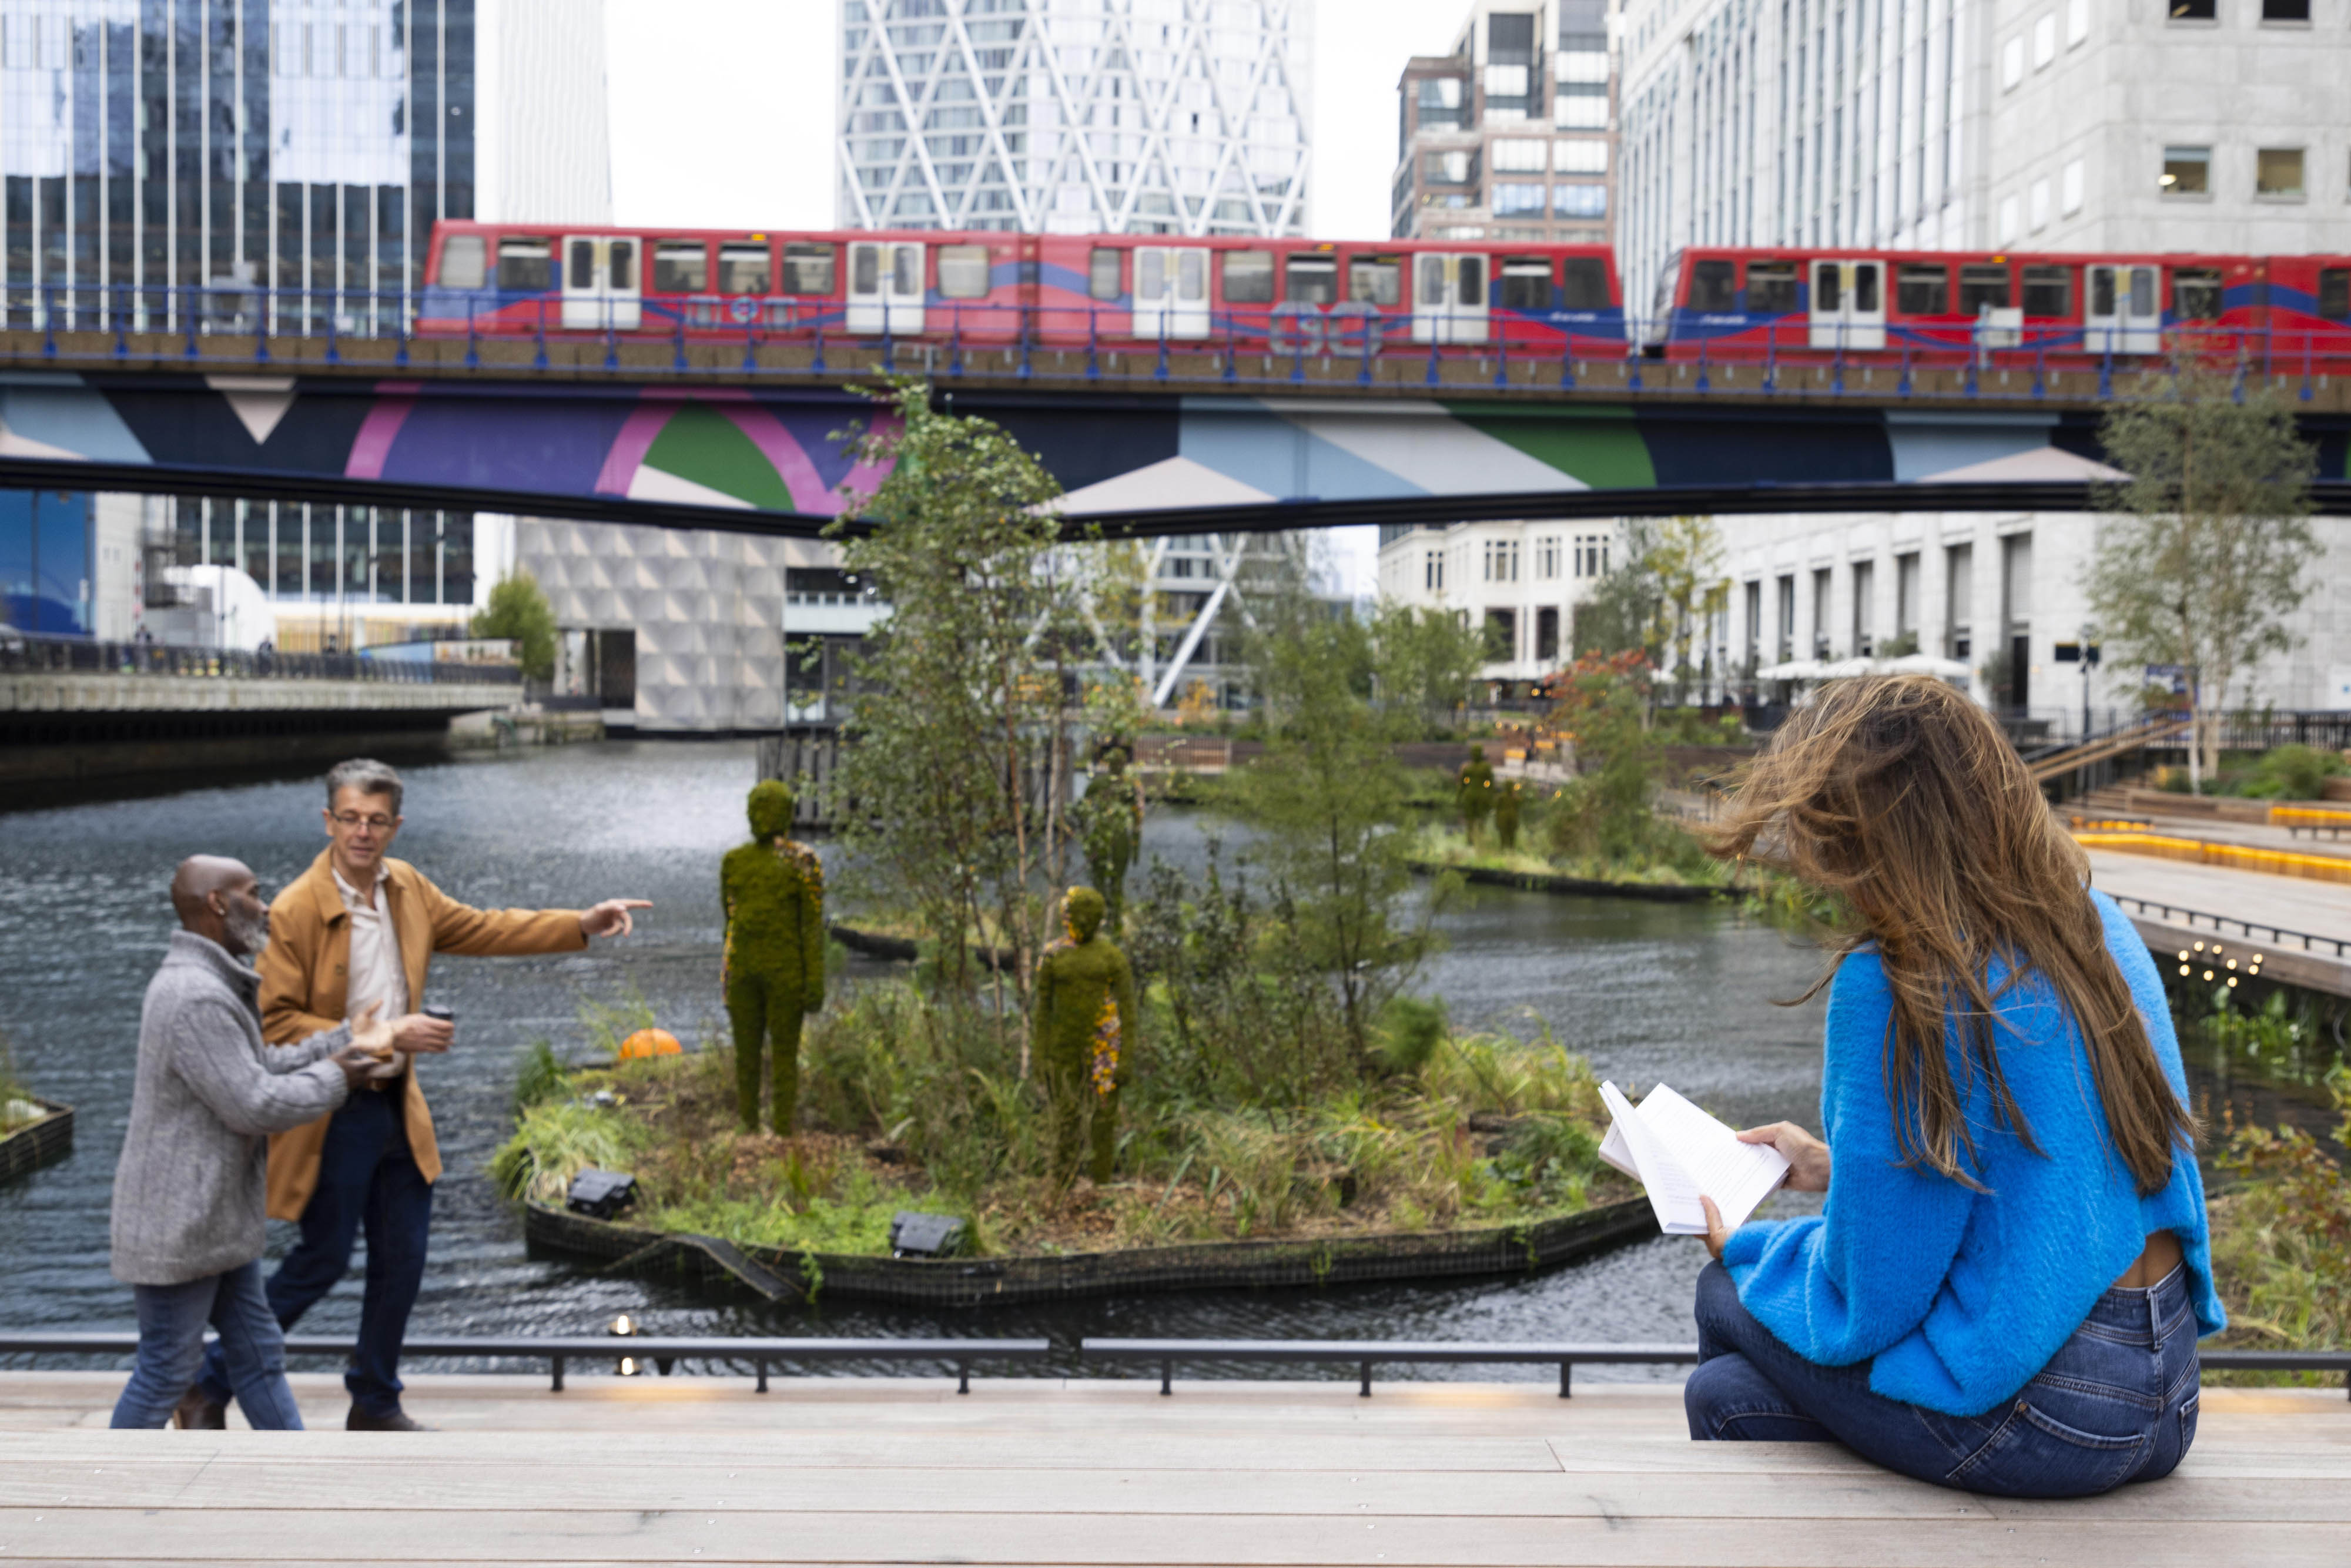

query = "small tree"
[1647,515,1731,705]
[1369,601,1486,736]
[1230,580,1444,1075]
[471,569,557,682]
[2088,360,2321,788]
[828,381,1100,1030]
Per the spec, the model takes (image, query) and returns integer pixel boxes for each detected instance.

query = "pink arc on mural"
[343,383,424,480]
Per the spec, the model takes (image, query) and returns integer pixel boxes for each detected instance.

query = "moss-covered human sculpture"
[1456,745,1496,842]
[1031,886,1137,1187]
[721,780,826,1134]
[1494,778,1523,852]
[1071,743,1144,933]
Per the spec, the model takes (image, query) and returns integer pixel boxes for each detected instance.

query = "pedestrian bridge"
[4,319,2348,534]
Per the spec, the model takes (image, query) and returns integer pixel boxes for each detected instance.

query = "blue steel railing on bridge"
[7,282,2350,402]
[1,630,521,685]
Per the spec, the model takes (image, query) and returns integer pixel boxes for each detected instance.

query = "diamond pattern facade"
[838,0,1312,237]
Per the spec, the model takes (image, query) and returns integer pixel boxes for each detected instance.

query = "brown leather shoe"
[173,1389,227,1430]
[344,1405,434,1432]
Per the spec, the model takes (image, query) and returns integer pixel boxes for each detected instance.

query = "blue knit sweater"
[1720,888,2225,1417]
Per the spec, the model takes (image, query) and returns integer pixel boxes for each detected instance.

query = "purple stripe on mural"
[344,383,423,480]
[593,400,682,496]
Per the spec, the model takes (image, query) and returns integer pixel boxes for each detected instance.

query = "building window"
[1555,140,1608,175]
[2033,14,2057,66]
[1574,534,1609,578]
[2168,0,2216,19]
[1495,183,1547,216]
[2000,36,2024,90]
[2068,0,2091,43]
[1536,535,1561,579]
[1776,575,1796,661]
[1851,560,1877,658]
[1997,195,2021,244]
[2256,148,2305,198]
[1535,605,1560,662]
[2161,146,2209,196]
[1555,83,1607,128]
[1811,568,1833,659]
[1945,543,1973,661]
[1486,63,1531,99]
[1558,50,1609,83]
[2029,179,2051,231]
[1423,150,1478,186]
[2261,0,2310,18]
[1483,539,1521,584]
[1425,550,1444,591]
[1553,184,1607,217]
[1492,139,1548,173]
[1895,553,1921,639]
[2061,159,2085,215]
[1483,608,1517,662]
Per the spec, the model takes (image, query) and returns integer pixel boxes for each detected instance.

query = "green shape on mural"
[1441,402,1657,491]
[639,402,794,510]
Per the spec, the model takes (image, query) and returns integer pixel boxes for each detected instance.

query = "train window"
[1688,259,1735,311]
[497,238,552,292]
[1349,256,1402,306]
[1560,257,1609,310]
[2022,265,2071,316]
[2319,268,2350,321]
[1500,258,1552,311]
[440,234,486,289]
[654,242,705,293]
[1418,254,1446,306]
[568,240,596,289]
[1089,247,1121,301]
[783,243,835,294]
[1746,261,1796,313]
[1957,264,2010,314]
[609,239,635,291]
[1815,266,1841,313]
[1287,254,1339,306]
[1897,263,1948,315]
[1177,249,1206,301]
[1457,255,1485,307]
[1224,250,1275,304]
[1853,265,1879,313]
[719,244,771,295]
[937,244,990,299]
[2173,267,2222,320]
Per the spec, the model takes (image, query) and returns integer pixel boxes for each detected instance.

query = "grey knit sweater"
[110,930,352,1286]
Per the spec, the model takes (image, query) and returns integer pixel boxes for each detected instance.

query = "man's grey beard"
[225,906,271,957]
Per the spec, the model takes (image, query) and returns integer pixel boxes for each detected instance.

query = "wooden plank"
[0,1507,2342,1564]
[0,1459,2345,1522]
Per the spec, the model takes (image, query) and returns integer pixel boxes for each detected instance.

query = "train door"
[2085,263,2161,354]
[1412,254,1489,344]
[1132,246,1209,339]
[847,240,926,334]
[561,236,641,330]
[1808,259,1884,350]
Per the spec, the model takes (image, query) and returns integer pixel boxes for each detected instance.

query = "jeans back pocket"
[1946,1397,2149,1498]
[2178,1392,2199,1458]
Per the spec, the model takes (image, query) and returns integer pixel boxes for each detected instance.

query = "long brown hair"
[1710,676,2191,1194]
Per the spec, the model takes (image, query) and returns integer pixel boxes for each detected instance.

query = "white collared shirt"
[333,863,410,1026]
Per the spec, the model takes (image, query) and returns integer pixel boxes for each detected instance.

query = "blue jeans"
[197,1088,433,1419]
[1685,1258,2200,1497]
[111,1260,305,1430]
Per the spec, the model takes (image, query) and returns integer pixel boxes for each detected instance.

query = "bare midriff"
[2113,1229,2183,1290]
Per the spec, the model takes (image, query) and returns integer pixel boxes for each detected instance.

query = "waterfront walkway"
[0,1372,2343,1564]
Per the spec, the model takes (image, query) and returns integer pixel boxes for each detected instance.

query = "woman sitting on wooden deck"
[1688,675,2221,1498]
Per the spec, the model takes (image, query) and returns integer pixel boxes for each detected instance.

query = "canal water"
[0,741,1839,1383]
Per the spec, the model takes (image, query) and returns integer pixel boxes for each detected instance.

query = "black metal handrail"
[2107,894,2351,960]
[0,632,520,685]
[0,1331,1050,1395]
[1080,1338,2351,1399]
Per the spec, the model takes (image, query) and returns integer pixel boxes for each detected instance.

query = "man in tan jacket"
[187,758,648,1432]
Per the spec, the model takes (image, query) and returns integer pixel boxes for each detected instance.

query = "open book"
[1598,1081,1791,1237]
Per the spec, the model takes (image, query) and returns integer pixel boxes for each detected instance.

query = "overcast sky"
[605,0,1471,595]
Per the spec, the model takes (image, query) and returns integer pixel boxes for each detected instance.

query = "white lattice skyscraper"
[838,0,1312,237]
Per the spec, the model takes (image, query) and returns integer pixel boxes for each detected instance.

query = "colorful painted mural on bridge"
[2,372,2346,519]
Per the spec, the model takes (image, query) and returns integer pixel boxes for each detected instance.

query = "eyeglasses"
[331,812,397,831]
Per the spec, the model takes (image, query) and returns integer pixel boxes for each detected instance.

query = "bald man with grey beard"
[106,857,429,1430]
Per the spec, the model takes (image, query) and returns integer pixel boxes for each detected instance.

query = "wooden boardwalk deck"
[0,1372,2343,1564]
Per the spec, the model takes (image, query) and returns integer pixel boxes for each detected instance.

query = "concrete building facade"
[1374,518,1622,684]
[1613,0,2351,324]
[836,0,1312,237]
[1391,0,1617,247]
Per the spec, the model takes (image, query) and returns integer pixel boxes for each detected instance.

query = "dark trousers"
[1684,1258,2199,1497]
[197,1088,433,1419]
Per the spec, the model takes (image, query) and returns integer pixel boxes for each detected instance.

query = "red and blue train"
[416,221,2351,370]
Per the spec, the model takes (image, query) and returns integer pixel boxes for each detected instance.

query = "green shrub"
[489,1099,648,1205]
[511,1040,567,1116]
[2241,744,2346,802]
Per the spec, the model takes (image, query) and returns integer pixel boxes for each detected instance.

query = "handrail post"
[1160,1358,1173,1395]
[1559,1361,1572,1399]
[550,1354,565,1393]
[1358,1359,1373,1398]
[957,1358,972,1396]
[756,1359,769,1393]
